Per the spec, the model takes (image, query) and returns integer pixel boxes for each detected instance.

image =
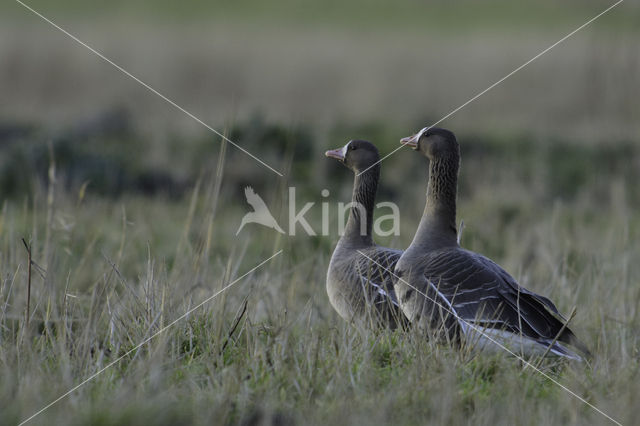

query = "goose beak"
[400,133,419,150]
[325,147,345,161]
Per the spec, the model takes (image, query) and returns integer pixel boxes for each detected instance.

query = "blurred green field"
[4,0,639,30]
[1,1,640,425]
[2,0,639,138]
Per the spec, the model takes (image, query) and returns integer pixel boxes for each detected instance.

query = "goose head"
[325,140,380,173]
[400,127,458,160]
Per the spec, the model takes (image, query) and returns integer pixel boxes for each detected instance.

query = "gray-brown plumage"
[394,127,590,359]
[325,140,407,329]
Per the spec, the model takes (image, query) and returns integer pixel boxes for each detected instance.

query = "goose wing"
[354,247,403,307]
[420,248,578,345]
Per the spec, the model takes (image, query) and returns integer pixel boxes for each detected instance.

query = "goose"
[325,140,407,329]
[393,127,590,360]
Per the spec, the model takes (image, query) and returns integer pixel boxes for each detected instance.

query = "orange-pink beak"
[325,147,345,161]
[400,133,419,149]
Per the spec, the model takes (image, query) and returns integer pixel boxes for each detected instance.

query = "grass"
[1,2,638,423]
[0,120,639,425]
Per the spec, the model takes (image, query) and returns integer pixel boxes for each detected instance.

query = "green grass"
[1,0,638,423]
[1,120,639,425]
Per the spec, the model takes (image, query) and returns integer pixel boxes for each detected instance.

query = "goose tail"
[561,331,593,361]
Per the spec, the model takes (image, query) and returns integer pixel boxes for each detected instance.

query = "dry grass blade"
[220,296,249,353]
[21,238,32,329]
[532,306,579,370]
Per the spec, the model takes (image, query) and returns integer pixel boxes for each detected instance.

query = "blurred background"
[2,0,640,272]
[2,0,639,136]
[0,0,638,271]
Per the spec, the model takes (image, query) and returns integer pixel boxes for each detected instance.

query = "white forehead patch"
[341,141,351,158]
[416,126,430,140]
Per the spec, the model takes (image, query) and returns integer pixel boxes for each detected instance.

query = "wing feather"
[418,248,577,347]
[354,247,402,307]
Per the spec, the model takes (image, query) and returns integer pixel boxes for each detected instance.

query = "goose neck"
[341,166,378,246]
[414,156,459,248]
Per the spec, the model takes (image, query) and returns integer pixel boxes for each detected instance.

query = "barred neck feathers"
[343,164,379,247]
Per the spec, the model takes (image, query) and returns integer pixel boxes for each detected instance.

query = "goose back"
[396,247,587,358]
[327,245,406,329]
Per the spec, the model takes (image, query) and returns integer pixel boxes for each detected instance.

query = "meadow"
[1,118,639,425]
[1,1,639,425]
